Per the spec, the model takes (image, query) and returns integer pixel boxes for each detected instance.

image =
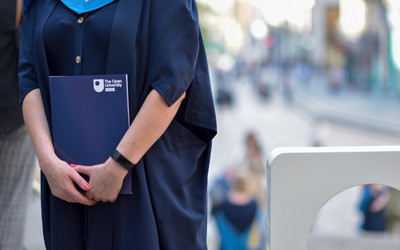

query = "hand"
[39,154,97,206]
[370,193,390,213]
[74,158,129,202]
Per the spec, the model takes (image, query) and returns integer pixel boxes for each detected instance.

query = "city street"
[10,0,400,248]
[23,75,400,249]
[207,74,400,249]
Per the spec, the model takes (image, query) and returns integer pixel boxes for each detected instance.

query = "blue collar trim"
[22,0,32,16]
[23,0,115,16]
[61,0,115,14]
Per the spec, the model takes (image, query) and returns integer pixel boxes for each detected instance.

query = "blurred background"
[198,0,400,249]
[24,0,400,249]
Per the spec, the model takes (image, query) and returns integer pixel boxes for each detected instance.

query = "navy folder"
[49,74,132,194]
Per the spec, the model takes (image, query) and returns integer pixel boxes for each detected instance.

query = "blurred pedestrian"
[242,133,264,174]
[308,118,330,147]
[0,0,36,249]
[239,132,266,210]
[209,167,236,214]
[385,187,400,234]
[213,171,265,250]
[359,184,390,232]
[280,62,292,102]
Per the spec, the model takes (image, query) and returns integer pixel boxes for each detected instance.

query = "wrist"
[108,157,129,177]
[37,149,58,170]
[110,149,136,172]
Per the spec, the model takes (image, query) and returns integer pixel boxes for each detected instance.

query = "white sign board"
[266,146,400,250]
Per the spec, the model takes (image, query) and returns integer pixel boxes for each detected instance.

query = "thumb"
[70,164,91,191]
[72,164,91,176]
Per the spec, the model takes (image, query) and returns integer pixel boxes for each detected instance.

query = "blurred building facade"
[198,0,400,95]
[312,0,394,92]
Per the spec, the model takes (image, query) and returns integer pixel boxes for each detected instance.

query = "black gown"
[19,0,217,249]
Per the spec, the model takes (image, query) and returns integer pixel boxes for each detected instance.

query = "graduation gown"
[18,0,217,249]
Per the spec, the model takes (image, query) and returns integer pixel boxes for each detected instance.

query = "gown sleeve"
[18,0,39,104]
[146,0,217,141]
[146,0,200,106]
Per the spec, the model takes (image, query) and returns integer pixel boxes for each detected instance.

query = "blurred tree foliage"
[197,2,212,50]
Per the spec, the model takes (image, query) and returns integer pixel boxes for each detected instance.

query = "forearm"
[23,89,95,204]
[15,0,23,27]
[22,89,56,167]
[116,89,185,164]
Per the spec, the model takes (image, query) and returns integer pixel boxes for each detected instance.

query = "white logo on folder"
[93,79,105,93]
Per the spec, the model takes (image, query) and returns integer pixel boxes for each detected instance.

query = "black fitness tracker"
[111,149,136,171]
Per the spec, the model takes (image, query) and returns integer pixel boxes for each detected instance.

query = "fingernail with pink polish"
[84,183,90,190]
[71,164,77,167]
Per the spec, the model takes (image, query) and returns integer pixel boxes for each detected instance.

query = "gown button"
[78,16,84,24]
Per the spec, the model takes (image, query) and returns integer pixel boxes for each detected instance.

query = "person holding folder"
[19,0,217,249]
